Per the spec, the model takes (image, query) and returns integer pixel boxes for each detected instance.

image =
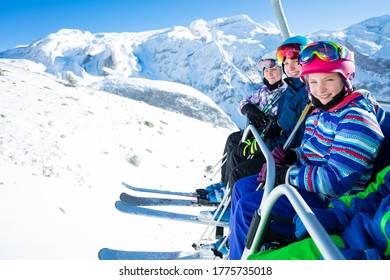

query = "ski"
[98,248,216,260]
[114,201,229,227]
[119,192,219,207]
[122,182,198,198]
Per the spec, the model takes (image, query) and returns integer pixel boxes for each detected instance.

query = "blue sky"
[1,0,389,51]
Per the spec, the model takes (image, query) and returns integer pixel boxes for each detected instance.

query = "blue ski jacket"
[266,77,309,150]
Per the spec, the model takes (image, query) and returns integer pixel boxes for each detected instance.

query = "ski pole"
[282,101,312,151]
[262,90,282,114]
[203,152,227,180]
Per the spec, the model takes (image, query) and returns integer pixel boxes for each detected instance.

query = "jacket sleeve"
[239,88,264,115]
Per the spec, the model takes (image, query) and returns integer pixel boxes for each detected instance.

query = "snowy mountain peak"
[202,14,279,35]
[350,15,390,36]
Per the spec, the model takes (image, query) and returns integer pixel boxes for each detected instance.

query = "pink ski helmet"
[300,41,355,90]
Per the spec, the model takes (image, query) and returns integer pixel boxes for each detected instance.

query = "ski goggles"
[299,41,354,65]
[257,58,279,71]
[276,43,301,63]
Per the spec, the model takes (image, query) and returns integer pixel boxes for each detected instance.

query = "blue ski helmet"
[276,35,312,63]
[282,35,311,46]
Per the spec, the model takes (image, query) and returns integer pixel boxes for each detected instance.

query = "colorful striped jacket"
[289,90,385,197]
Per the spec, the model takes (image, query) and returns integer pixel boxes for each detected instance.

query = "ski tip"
[98,248,110,260]
[119,192,132,200]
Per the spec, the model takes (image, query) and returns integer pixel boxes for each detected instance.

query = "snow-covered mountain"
[1,14,390,128]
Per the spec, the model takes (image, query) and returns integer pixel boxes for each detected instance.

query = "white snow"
[0,59,236,260]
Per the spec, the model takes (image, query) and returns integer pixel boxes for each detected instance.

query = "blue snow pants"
[229,174,329,260]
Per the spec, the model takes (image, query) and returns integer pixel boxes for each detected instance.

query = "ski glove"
[257,164,290,185]
[293,207,349,239]
[271,146,298,165]
[241,103,268,132]
[237,138,262,158]
[257,146,296,182]
[257,162,267,182]
[263,122,282,140]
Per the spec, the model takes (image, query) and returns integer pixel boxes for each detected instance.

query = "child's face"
[283,58,301,78]
[308,73,344,105]
[263,66,282,85]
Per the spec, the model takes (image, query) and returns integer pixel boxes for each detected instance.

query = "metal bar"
[241,184,345,260]
[270,0,291,40]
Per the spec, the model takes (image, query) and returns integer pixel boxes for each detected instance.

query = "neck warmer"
[310,87,347,111]
[264,78,283,91]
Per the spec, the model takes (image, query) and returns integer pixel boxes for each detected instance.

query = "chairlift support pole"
[270,0,291,40]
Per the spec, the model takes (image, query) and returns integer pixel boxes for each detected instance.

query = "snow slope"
[0,59,235,259]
